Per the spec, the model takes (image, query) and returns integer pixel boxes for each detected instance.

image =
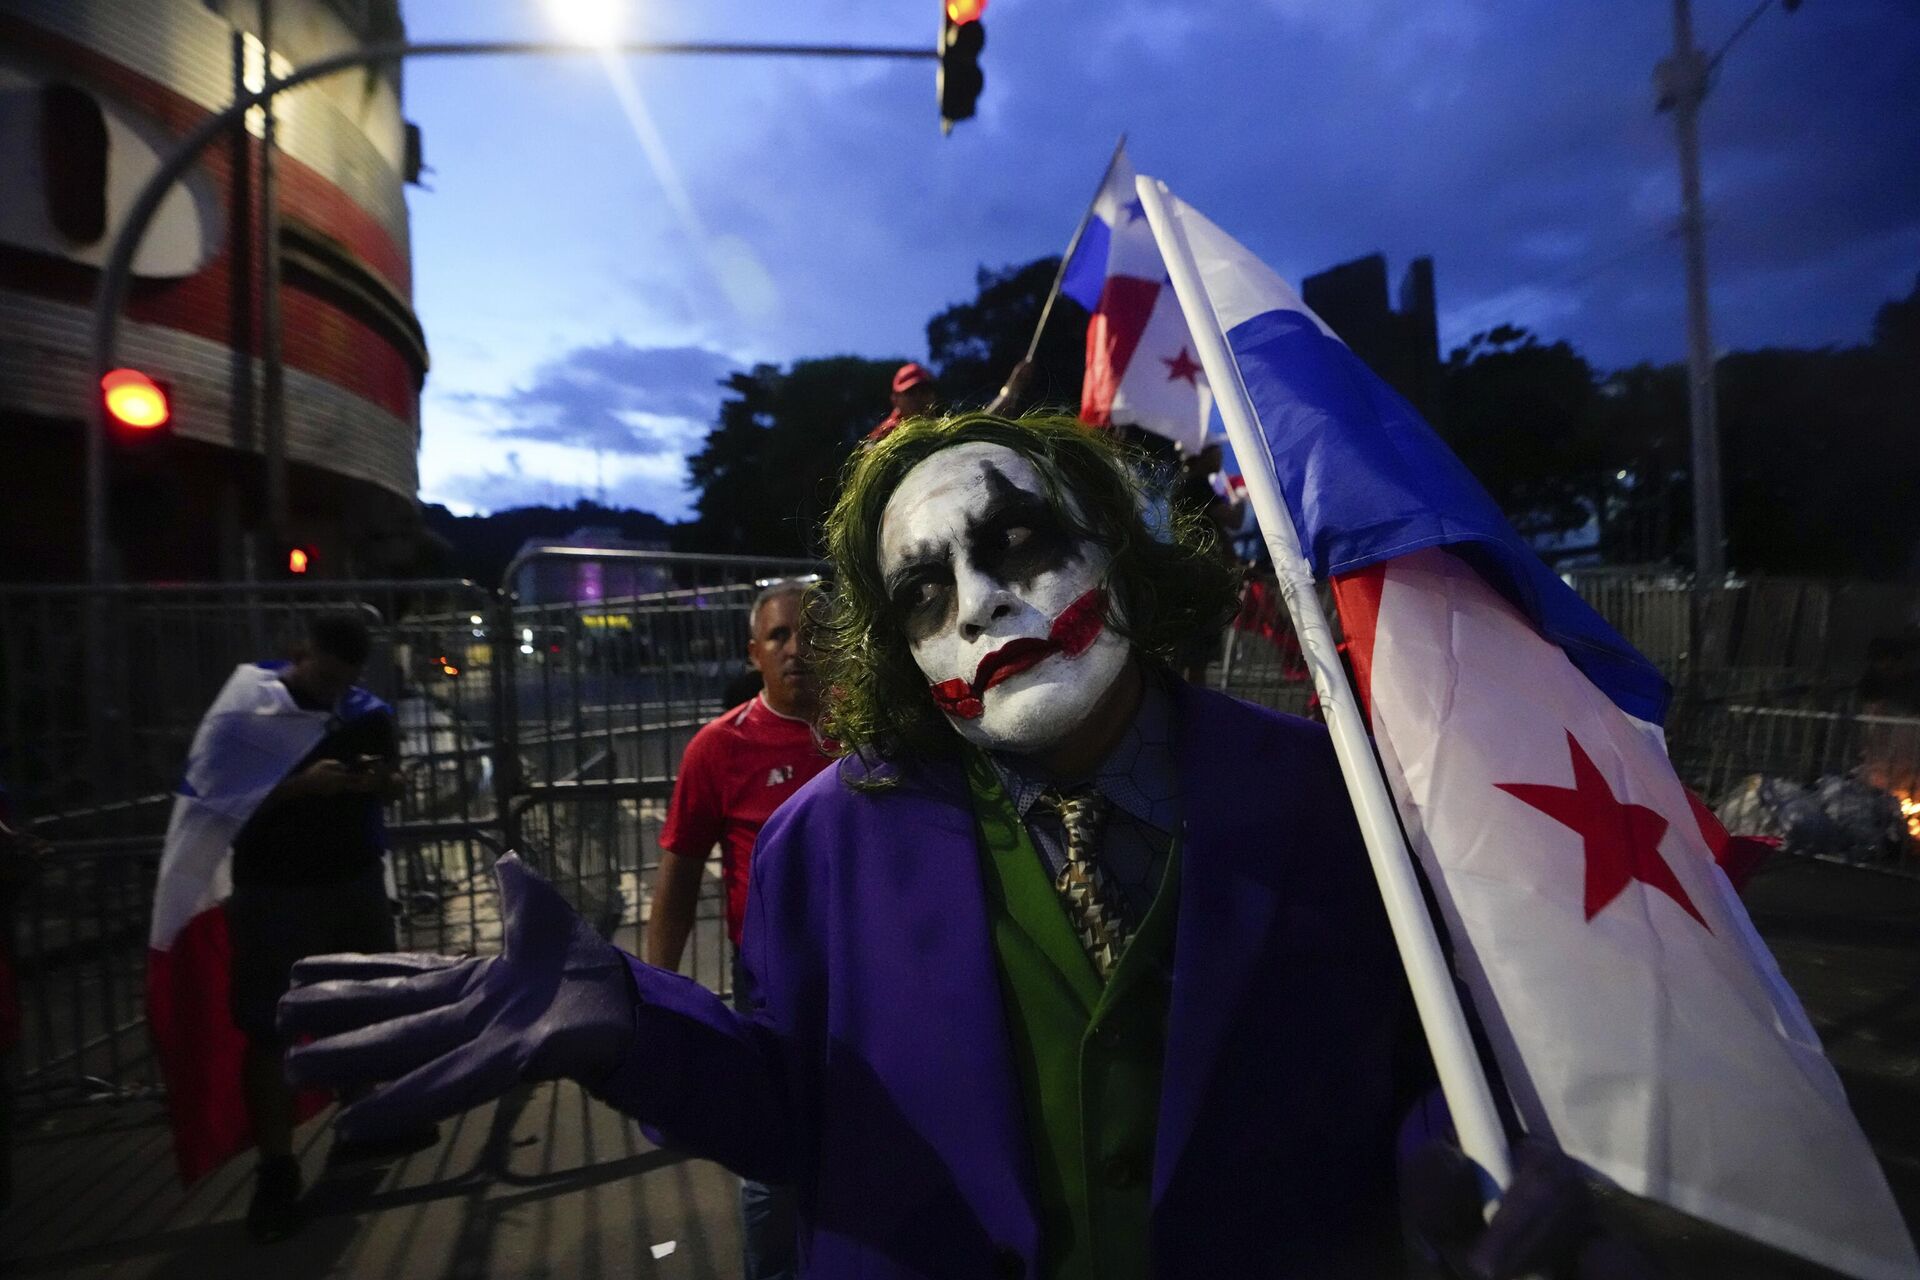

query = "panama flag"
[1139,182,1919,1278]
[1058,146,1212,453]
[145,663,355,1182]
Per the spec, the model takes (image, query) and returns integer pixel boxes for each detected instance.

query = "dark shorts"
[228,864,394,1043]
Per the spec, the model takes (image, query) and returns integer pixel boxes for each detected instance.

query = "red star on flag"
[1495,731,1711,932]
[1162,347,1202,385]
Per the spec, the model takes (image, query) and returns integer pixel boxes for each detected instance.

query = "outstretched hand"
[1403,1138,1660,1279]
[278,854,637,1141]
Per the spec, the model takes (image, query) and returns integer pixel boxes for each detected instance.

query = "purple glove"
[1403,1137,1661,1279]
[278,854,637,1141]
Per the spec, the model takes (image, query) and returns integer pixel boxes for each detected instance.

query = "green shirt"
[965,749,1182,1280]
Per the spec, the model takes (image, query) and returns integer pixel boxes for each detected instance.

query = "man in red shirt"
[644,579,830,1280]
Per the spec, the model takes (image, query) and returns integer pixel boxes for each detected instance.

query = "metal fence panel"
[1568,573,1920,697]
[0,580,499,1100]
[4,562,1917,1101]
[1210,575,1321,720]
[498,550,825,1000]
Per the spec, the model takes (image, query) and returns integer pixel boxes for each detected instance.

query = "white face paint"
[877,442,1131,754]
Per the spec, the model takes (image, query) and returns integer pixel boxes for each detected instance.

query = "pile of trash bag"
[1717,771,1916,866]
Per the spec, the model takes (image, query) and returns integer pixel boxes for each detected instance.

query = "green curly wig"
[813,411,1239,763]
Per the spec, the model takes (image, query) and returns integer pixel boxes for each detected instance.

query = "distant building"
[0,0,427,581]
[1301,253,1442,424]
[512,528,675,607]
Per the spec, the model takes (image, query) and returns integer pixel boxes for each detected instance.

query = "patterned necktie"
[1038,788,1130,981]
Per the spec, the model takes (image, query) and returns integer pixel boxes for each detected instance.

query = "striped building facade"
[0,0,426,580]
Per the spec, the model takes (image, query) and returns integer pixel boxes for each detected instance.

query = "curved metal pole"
[86,37,937,583]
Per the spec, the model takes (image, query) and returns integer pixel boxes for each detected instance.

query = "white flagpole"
[1134,175,1518,1198]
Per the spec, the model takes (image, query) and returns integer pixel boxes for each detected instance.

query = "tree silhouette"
[1872,271,1920,361]
[442,262,1920,582]
[1441,326,1607,541]
[683,356,896,557]
[925,258,1087,413]
[680,259,1090,557]
[1718,339,1919,578]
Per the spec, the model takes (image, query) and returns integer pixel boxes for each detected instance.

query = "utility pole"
[226,30,258,581]
[1655,0,1724,579]
[259,0,289,558]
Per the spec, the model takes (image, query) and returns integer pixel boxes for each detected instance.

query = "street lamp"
[548,0,625,47]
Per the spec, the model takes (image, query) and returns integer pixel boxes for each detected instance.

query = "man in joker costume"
[282,415,1639,1279]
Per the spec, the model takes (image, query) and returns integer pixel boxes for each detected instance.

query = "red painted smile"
[928,588,1108,720]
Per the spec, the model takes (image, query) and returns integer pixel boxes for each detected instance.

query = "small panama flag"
[1056,144,1213,454]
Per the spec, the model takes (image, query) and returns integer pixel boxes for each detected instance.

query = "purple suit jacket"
[598,683,1426,1278]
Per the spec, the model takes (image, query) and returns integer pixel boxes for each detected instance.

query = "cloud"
[483,341,738,455]
[427,449,699,522]
[428,456,571,514]
[408,0,1920,515]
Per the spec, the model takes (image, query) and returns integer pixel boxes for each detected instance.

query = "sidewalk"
[2,903,742,1280]
[3,1080,742,1280]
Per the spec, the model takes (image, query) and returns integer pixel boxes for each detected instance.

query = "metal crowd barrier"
[7,820,511,1107]
[1568,570,1920,696]
[498,547,825,997]
[1665,697,1920,870]
[0,553,820,1101]
[4,560,1916,1100]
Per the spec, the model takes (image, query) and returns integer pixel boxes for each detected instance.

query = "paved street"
[2,852,1916,1278]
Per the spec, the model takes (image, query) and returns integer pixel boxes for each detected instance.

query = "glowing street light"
[548,0,625,46]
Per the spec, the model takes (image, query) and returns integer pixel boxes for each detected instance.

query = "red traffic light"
[102,368,170,429]
[940,5,986,130]
[288,547,311,575]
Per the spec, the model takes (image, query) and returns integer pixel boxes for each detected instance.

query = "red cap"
[892,362,935,393]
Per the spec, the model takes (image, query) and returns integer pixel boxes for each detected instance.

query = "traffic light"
[102,368,171,435]
[939,0,986,133]
[287,546,312,575]
[101,368,178,561]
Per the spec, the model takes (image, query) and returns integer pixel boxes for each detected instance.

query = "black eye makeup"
[885,552,957,641]
[967,465,1080,589]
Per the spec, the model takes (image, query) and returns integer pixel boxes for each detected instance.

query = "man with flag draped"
[148,610,401,1240]
[1132,175,1918,1280]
